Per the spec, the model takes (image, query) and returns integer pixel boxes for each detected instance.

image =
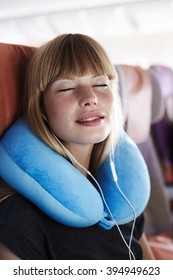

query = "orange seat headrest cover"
[0,43,35,137]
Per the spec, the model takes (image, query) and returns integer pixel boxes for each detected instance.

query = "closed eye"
[59,88,75,92]
[93,84,108,87]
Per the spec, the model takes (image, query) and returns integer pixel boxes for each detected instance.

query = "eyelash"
[59,88,75,92]
[94,84,108,87]
[58,84,108,92]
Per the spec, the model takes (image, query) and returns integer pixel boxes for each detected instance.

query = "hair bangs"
[50,34,116,81]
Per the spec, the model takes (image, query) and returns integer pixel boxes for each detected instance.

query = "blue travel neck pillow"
[0,118,150,230]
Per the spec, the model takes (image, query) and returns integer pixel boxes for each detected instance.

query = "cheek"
[52,102,66,115]
[43,96,65,119]
[48,105,67,126]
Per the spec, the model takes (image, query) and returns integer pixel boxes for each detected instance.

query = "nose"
[79,87,98,107]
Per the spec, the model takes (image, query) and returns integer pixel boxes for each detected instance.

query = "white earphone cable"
[51,129,136,260]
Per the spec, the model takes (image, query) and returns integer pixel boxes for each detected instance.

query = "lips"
[76,111,105,126]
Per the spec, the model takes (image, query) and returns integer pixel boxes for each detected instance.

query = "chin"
[80,134,110,145]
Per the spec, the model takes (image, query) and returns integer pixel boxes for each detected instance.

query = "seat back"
[0,43,35,137]
[117,64,172,238]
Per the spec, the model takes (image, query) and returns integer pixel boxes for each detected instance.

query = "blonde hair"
[23,33,124,173]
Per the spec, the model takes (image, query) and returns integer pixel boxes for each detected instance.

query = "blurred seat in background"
[150,65,173,187]
[116,64,173,259]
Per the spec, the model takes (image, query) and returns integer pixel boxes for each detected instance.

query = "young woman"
[0,33,154,260]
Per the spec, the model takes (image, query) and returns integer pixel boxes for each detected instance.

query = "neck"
[65,143,94,176]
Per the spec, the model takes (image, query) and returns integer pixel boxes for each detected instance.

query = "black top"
[0,194,144,260]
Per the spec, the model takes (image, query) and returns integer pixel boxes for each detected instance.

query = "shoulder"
[0,194,51,259]
[0,193,43,225]
[0,193,53,238]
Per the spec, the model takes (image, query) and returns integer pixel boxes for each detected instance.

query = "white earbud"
[42,113,48,122]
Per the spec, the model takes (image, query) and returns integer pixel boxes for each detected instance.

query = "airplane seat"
[0,42,35,137]
[116,64,173,259]
[149,65,173,187]
[0,43,36,198]
[115,65,128,121]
